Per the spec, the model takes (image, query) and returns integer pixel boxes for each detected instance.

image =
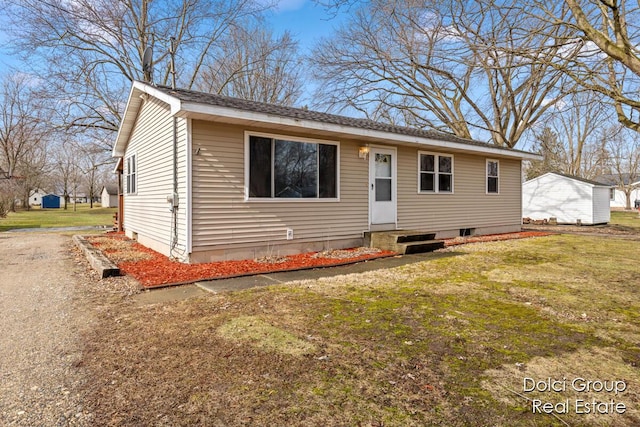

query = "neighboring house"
[112,81,540,263]
[69,194,90,204]
[101,185,119,208]
[523,172,610,225]
[593,173,640,209]
[41,194,61,209]
[29,189,47,206]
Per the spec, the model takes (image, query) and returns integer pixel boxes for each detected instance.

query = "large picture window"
[418,152,453,193]
[126,154,137,194]
[247,134,338,199]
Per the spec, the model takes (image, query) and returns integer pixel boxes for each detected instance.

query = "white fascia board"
[132,81,182,114]
[112,84,140,158]
[112,82,183,157]
[177,101,539,160]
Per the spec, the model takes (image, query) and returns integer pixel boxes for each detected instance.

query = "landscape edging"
[73,235,120,278]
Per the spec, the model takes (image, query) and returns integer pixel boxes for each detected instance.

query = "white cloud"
[275,0,306,12]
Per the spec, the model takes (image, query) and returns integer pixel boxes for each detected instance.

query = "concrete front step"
[365,230,444,254]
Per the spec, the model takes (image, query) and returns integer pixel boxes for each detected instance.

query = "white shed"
[523,172,611,225]
[28,189,47,206]
[101,185,119,208]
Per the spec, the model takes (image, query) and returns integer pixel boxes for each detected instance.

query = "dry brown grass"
[216,315,317,356]
[483,347,640,426]
[87,236,153,264]
[78,233,640,426]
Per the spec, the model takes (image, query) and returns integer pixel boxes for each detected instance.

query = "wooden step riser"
[400,241,445,254]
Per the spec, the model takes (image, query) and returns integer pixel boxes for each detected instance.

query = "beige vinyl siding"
[191,121,368,250]
[123,97,188,258]
[397,146,522,232]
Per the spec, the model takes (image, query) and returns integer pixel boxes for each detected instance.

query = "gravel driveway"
[0,233,90,426]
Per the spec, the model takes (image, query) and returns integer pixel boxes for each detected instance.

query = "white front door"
[369,147,397,225]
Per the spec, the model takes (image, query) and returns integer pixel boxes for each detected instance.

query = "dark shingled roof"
[536,172,612,187]
[151,84,532,156]
[593,173,640,186]
[103,185,119,195]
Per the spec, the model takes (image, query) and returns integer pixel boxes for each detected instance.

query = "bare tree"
[540,91,615,178]
[0,73,52,211]
[606,126,640,209]
[526,127,566,179]
[52,140,82,210]
[2,0,276,137]
[194,25,304,106]
[76,141,113,208]
[526,0,640,133]
[309,0,574,148]
[0,176,20,217]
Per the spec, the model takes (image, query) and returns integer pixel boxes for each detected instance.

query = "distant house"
[69,194,90,204]
[523,172,610,225]
[593,174,640,209]
[101,185,119,208]
[112,81,540,263]
[41,194,61,209]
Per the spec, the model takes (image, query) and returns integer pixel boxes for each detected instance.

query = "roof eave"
[112,81,182,158]
[177,101,539,160]
[118,81,539,161]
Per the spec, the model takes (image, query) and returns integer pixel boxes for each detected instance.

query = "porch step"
[366,230,444,254]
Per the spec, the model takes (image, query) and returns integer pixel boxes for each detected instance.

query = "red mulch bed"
[88,230,552,289]
[88,233,396,288]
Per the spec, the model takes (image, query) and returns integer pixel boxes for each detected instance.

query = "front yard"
[0,205,116,231]
[81,232,640,426]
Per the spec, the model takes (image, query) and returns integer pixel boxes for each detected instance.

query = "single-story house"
[112,81,540,263]
[593,173,640,209]
[522,172,610,225]
[69,194,91,204]
[101,185,119,208]
[41,194,61,209]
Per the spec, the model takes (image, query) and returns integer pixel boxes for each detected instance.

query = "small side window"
[487,159,499,194]
[126,154,137,194]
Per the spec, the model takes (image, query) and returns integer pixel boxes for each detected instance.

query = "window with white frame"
[609,188,616,201]
[126,154,137,194]
[247,134,338,199]
[487,159,499,194]
[418,152,453,193]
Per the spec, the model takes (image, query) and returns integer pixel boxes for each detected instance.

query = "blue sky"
[0,0,344,72]
[268,0,344,54]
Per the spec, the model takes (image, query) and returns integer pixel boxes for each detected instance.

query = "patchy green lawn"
[0,205,116,231]
[82,234,640,426]
[611,210,640,230]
